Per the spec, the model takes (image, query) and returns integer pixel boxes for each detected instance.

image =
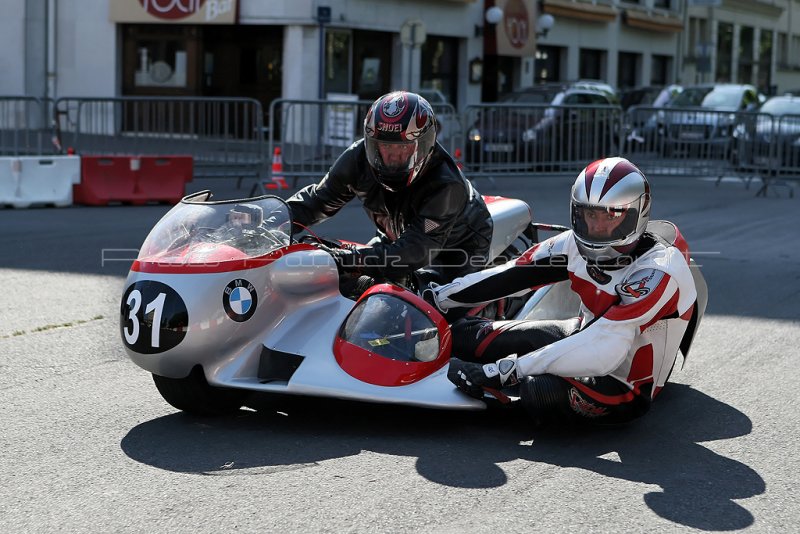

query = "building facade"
[4,0,800,112]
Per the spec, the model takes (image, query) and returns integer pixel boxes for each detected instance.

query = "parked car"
[464,83,621,170]
[658,84,764,156]
[734,95,800,173]
[623,85,682,146]
[621,84,682,111]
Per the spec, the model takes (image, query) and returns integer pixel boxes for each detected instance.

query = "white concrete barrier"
[0,155,81,208]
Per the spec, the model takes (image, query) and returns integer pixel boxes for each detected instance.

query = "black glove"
[447,355,519,400]
[317,243,361,271]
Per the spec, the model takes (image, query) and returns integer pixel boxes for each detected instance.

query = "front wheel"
[152,366,246,416]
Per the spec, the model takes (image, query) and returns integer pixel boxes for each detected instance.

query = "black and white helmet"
[570,157,651,265]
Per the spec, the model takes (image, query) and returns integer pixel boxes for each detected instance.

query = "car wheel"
[152,365,246,416]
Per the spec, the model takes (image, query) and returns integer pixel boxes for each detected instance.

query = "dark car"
[658,84,763,156]
[623,85,682,146]
[734,95,800,174]
[464,83,621,170]
[621,84,682,111]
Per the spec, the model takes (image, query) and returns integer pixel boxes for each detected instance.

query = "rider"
[427,157,700,425]
[287,91,492,285]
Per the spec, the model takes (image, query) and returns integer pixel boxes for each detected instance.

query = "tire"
[152,365,246,416]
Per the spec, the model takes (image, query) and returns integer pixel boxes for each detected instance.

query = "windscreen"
[339,294,441,362]
[137,193,292,264]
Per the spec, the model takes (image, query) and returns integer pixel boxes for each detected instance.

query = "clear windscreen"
[137,193,292,264]
[339,294,441,362]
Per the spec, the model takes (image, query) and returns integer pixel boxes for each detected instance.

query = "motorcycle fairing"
[123,249,484,410]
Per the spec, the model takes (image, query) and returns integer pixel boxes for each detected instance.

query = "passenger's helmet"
[363,91,437,192]
[570,157,651,265]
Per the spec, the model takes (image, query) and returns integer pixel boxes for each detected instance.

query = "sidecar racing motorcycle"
[120,191,707,416]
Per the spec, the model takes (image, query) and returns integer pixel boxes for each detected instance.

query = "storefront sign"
[493,0,537,57]
[110,0,238,24]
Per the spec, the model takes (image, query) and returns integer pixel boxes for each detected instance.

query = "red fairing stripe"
[568,272,618,317]
[132,243,318,274]
[481,195,512,205]
[605,274,672,322]
[564,377,635,405]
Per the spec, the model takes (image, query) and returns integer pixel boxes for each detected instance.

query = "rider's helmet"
[570,157,651,265]
[363,91,437,192]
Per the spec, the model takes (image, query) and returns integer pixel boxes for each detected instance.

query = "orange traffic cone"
[266,146,289,190]
[454,147,464,170]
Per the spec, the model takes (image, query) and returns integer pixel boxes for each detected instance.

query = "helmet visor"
[572,201,640,245]
[366,137,418,175]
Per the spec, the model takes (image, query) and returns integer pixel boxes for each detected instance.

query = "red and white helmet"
[363,91,437,192]
[570,157,651,265]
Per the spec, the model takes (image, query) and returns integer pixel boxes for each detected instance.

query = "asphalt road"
[1,173,798,533]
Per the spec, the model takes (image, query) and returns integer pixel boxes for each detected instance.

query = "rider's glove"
[318,243,361,272]
[447,355,519,399]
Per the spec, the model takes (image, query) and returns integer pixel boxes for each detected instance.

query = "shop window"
[716,22,734,83]
[352,31,392,101]
[535,45,562,83]
[579,48,606,81]
[758,30,773,93]
[617,52,640,90]
[123,25,197,94]
[421,36,459,107]
[651,54,671,85]
[325,30,352,95]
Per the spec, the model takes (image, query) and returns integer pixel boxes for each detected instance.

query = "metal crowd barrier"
[3,94,796,197]
[265,98,462,188]
[0,97,56,156]
[460,103,624,178]
[622,106,797,196]
[53,96,266,183]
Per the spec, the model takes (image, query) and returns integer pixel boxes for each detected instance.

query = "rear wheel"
[152,366,246,416]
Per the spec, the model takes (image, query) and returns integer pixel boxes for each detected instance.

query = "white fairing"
[122,247,483,410]
[485,197,532,262]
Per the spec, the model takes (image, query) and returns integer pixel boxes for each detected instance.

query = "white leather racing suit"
[434,225,698,402]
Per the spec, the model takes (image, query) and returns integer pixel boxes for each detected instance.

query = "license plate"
[680,131,704,140]
[484,143,514,152]
[754,156,778,167]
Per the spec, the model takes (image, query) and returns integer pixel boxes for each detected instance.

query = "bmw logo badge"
[223,279,258,322]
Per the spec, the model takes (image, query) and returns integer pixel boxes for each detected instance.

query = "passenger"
[428,157,700,426]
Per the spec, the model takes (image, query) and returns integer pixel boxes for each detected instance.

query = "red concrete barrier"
[74,155,193,206]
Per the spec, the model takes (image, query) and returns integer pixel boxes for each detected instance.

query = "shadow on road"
[121,383,763,530]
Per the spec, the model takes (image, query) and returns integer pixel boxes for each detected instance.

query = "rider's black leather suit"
[287,140,493,282]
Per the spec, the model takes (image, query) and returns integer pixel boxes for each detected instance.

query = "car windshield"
[672,86,742,110]
[137,192,292,264]
[760,98,800,116]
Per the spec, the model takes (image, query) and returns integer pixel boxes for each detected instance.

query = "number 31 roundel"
[120,281,188,354]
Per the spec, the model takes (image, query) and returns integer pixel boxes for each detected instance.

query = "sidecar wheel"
[152,366,246,416]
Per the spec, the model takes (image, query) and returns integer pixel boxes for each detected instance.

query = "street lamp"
[536,13,555,38]
[485,6,503,25]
